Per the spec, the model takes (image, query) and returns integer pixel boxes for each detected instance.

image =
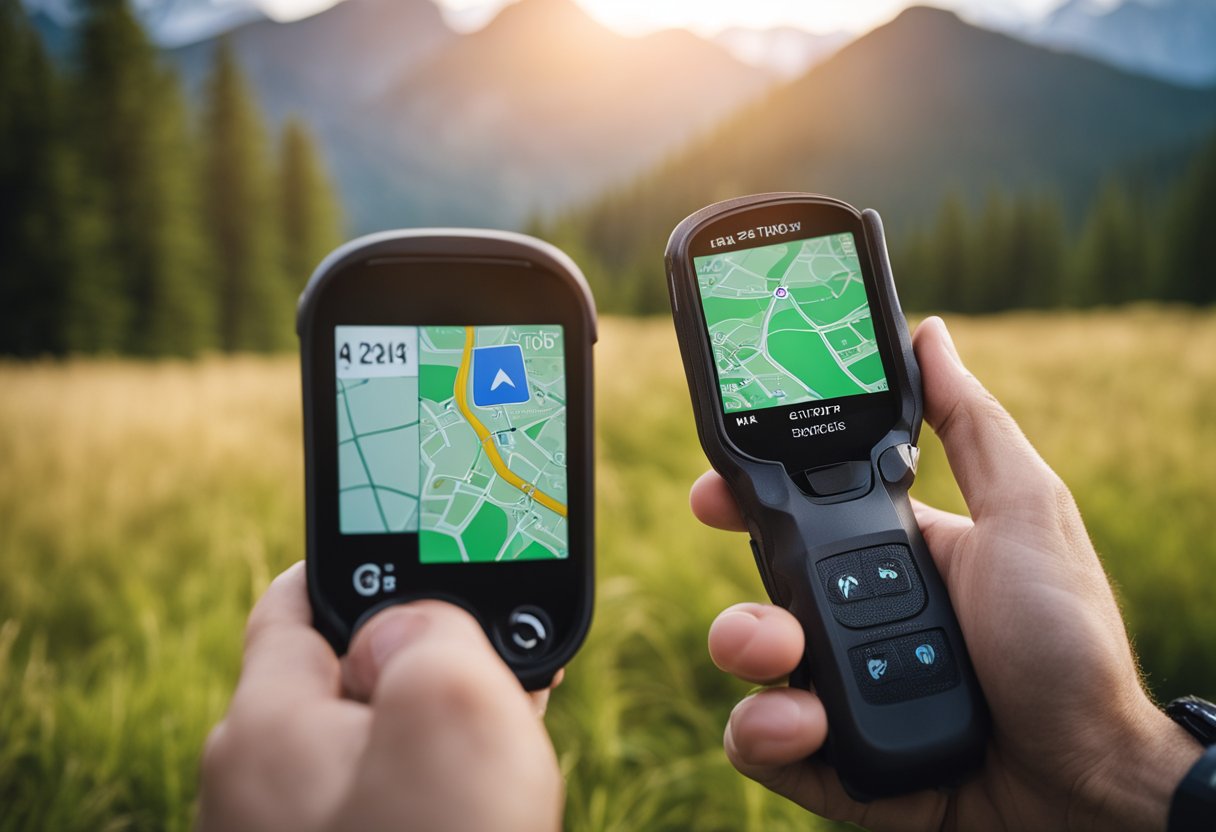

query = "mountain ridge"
[548,5,1216,305]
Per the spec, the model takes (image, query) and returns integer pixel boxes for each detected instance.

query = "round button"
[501,606,552,657]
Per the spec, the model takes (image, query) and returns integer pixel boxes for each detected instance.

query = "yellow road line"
[453,327,568,518]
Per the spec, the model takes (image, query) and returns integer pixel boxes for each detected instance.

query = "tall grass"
[1,310,1213,830]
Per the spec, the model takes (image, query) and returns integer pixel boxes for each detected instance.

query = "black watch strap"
[1169,744,1216,832]
[1168,696,1216,746]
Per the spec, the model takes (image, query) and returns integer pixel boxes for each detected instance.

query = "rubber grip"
[746,472,986,801]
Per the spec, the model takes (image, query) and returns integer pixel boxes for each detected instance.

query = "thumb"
[913,316,1060,521]
[341,601,486,700]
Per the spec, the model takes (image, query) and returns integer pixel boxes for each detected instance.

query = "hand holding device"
[198,563,563,832]
[297,230,595,690]
[695,317,1203,831]
[666,193,986,797]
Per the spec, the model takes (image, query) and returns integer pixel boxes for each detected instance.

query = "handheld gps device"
[298,230,595,691]
[665,194,986,798]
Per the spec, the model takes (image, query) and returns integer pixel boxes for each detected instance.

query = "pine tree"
[201,38,289,352]
[972,190,1013,312]
[931,192,970,312]
[74,0,215,356]
[890,228,936,312]
[1072,182,1143,307]
[1161,134,1216,305]
[0,0,72,355]
[1006,194,1067,309]
[278,118,343,293]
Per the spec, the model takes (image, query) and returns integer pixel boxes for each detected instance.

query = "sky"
[258,0,1108,35]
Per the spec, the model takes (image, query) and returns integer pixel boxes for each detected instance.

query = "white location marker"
[490,368,516,391]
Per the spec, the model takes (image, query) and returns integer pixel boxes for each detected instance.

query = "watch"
[1167,696,1216,746]
[1167,696,1216,832]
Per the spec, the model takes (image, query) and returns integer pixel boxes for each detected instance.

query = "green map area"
[417,326,567,564]
[694,233,888,411]
[335,324,568,564]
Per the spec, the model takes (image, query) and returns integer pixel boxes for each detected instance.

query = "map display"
[335,325,568,564]
[693,232,889,412]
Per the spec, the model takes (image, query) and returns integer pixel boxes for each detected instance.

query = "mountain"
[165,0,458,232]
[158,0,773,232]
[169,0,455,115]
[366,0,774,228]
[714,26,852,79]
[22,0,266,48]
[549,6,1216,302]
[1026,0,1216,87]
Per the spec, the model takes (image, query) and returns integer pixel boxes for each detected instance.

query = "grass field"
[2,309,1215,831]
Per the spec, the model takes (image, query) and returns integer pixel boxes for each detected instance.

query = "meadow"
[1,309,1214,831]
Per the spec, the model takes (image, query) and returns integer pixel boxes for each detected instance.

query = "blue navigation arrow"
[472,344,530,407]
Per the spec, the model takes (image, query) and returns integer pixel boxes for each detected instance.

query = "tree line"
[539,133,1216,316]
[0,0,343,357]
[894,143,1216,313]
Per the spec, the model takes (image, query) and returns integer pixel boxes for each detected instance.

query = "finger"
[342,600,489,701]
[725,687,828,767]
[913,316,1058,520]
[708,603,804,684]
[910,497,972,551]
[359,602,547,765]
[725,693,951,831]
[235,561,341,707]
[690,469,747,532]
[530,668,565,717]
[345,602,561,831]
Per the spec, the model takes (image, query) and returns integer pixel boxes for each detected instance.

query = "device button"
[803,461,871,498]
[900,630,953,683]
[864,554,912,596]
[856,643,903,687]
[878,443,920,485]
[830,570,872,603]
[501,606,552,657]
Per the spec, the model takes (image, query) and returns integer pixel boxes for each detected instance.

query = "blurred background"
[1,0,1214,829]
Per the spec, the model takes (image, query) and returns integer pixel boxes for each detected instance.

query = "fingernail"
[734,693,801,740]
[370,609,430,668]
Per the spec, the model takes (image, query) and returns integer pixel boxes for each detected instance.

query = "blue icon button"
[837,574,860,599]
[472,344,530,407]
[867,658,888,681]
[914,644,936,666]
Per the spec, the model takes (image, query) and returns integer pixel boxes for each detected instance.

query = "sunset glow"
[432,0,1072,35]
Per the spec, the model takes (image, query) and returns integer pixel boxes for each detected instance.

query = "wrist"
[1084,701,1204,832]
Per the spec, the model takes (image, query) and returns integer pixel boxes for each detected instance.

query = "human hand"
[197,563,563,832]
[694,316,1202,831]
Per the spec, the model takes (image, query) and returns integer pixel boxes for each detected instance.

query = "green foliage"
[0,0,343,358]
[0,0,112,356]
[0,312,1213,829]
[1161,136,1216,305]
[545,131,1216,316]
[278,118,344,292]
[201,39,289,352]
[1072,181,1144,306]
[75,0,215,356]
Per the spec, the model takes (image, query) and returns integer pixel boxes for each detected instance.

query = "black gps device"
[298,229,595,691]
[665,194,986,798]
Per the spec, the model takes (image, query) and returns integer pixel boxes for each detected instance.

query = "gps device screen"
[693,232,889,413]
[301,230,595,691]
[334,324,568,564]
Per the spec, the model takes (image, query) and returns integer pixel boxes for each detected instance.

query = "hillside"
[367,0,773,227]
[549,6,1216,303]
[163,0,772,232]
